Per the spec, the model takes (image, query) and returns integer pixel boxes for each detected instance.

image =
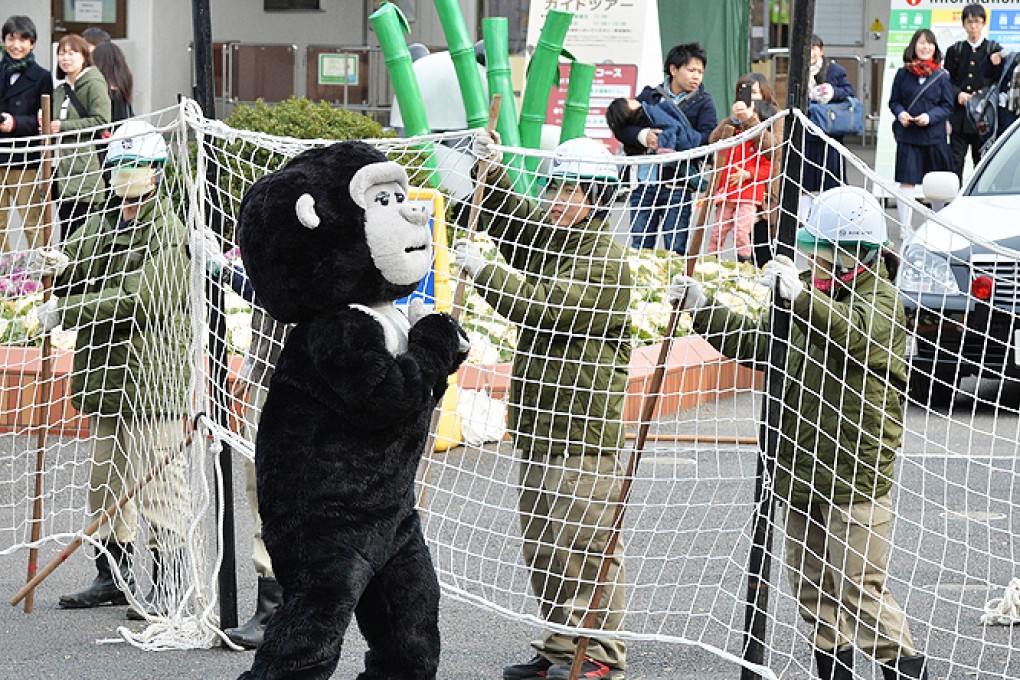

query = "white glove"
[471,129,502,162]
[667,275,707,312]
[197,228,229,277]
[25,247,70,278]
[810,83,834,104]
[36,298,61,332]
[760,255,804,302]
[407,297,430,326]
[452,239,485,278]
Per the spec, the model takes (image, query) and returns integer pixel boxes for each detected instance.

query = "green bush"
[208,98,394,239]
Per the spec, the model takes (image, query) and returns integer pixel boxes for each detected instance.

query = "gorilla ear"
[295,193,320,229]
[350,161,411,210]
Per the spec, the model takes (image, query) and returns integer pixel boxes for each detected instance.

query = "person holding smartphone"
[706,73,777,263]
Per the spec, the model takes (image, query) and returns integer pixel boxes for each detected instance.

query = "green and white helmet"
[105,120,169,167]
[548,137,620,183]
[547,137,619,209]
[797,186,889,251]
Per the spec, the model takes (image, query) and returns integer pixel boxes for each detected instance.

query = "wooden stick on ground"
[566,162,722,680]
[24,95,55,614]
[11,428,196,608]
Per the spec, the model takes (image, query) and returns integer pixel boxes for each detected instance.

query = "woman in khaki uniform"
[35,120,191,620]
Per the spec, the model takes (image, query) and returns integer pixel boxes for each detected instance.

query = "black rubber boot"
[126,548,176,620]
[815,646,854,680]
[58,541,134,608]
[223,577,283,649]
[881,655,929,680]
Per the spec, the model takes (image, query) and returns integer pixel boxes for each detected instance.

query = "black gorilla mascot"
[236,141,469,680]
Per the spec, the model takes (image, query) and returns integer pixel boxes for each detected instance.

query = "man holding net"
[453,134,631,680]
[31,120,192,621]
[669,187,930,680]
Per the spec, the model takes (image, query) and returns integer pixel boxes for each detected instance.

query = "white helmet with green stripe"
[547,137,619,210]
[549,137,619,183]
[106,119,169,167]
[798,186,888,251]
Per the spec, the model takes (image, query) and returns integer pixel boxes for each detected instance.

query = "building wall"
[8,0,479,117]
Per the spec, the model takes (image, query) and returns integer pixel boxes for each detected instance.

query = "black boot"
[881,655,929,680]
[224,577,283,650]
[126,548,177,620]
[58,541,134,608]
[814,646,854,679]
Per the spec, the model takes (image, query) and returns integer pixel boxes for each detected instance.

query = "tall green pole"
[433,0,488,129]
[559,61,595,143]
[371,2,430,138]
[370,2,441,188]
[482,17,524,192]
[519,10,572,180]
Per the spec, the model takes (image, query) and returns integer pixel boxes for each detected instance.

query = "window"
[264,0,320,10]
[53,0,127,41]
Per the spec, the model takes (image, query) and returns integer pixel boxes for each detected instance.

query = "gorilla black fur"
[236,141,467,679]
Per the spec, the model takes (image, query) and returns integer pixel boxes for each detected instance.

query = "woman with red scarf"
[888,28,954,229]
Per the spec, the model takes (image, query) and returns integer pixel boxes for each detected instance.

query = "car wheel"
[909,368,956,407]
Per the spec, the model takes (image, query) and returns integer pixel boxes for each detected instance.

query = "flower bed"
[0,248,768,436]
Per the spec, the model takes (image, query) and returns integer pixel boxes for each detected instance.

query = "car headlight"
[897,244,961,294]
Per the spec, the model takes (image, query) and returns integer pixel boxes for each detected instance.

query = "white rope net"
[1,102,1019,677]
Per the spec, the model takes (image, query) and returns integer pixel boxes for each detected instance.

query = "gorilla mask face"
[350,162,433,287]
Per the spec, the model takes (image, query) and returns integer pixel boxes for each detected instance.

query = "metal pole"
[192,0,238,632]
[741,0,814,677]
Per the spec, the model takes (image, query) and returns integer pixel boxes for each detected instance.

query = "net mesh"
[0,102,1018,677]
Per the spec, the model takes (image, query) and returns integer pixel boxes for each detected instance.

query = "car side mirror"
[922,171,960,204]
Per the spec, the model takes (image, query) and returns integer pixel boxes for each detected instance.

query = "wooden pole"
[418,95,501,507]
[24,95,55,614]
[566,162,723,680]
[11,429,195,608]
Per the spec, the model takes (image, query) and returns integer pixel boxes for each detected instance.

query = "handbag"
[966,87,997,137]
[807,96,865,136]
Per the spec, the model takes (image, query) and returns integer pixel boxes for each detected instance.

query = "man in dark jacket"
[1,15,52,252]
[944,3,1000,180]
[612,43,718,253]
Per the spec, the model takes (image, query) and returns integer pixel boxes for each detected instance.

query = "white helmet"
[797,186,888,251]
[549,137,620,183]
[106,120,169,167]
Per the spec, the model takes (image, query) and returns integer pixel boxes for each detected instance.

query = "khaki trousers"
[0,166,46,251]
[89,416,191,550]
[518,451,627,669]
[243,385,274,578]
[784,494,916,663]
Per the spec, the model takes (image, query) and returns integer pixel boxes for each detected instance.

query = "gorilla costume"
[236,141,469,679]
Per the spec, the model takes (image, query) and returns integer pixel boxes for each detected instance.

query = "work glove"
[809,83,834,104]
[452,239,485,278]
[197,228,229,278]
[35,298,61,333]
[471,129,502,163]
[25,247,70,279]
[667,275,707,312]
[760,255,804,302]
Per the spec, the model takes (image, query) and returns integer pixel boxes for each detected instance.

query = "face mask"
[110,167,157,199]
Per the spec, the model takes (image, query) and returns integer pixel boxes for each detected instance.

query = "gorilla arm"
[303,307,467,427]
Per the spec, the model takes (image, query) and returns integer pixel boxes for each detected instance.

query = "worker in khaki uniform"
[454,134,631,680]
[670,187,929,680]
[32,120,192,621]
